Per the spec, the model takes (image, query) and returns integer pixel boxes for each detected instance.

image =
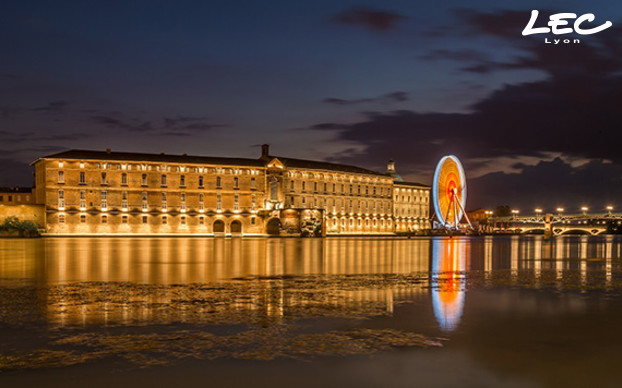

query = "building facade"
[29,145,430,236]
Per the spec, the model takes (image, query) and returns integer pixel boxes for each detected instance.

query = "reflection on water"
[0,236,621,333]
[431,238,467,331]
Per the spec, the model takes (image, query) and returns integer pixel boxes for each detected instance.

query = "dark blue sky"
[2,0,622,211]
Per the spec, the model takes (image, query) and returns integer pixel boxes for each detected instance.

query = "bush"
[0,216,40,236]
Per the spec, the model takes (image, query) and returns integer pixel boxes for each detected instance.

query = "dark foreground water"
[1,236,622,387]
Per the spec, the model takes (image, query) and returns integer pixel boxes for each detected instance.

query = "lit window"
[180,175,185,187]
[80,190,86,209]
[58,161,63,168]
[80,162,85,169]
[58,190,65,209]
[142,174,147,186]
[122,173,127,185]
[161,174,167,186]
[58,171,64,183]
[101,190,107,210]
[217,193,222,211]
[234,194,239,211]
[162,193,167,211]
[79,172,85,184]
[122,192,128,210]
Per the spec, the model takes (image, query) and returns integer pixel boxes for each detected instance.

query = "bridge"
[481,213,622,236]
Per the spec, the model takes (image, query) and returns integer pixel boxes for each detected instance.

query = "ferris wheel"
[432,155,473,230]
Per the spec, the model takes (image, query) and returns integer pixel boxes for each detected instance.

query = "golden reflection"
[431,238,468,332]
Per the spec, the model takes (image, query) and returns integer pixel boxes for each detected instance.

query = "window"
[290,180,294,191]
[102,215,108,224]
[142,215,148,224]
[80,190,86,209]
[180,175,185,187]
[217,193,222,211]
[251,216,255,225]
[199,216,205,225]
[324,183,327,193]
[58,171,64,183]
[161,174,167,186]
[122,191,128,210]
[234,194,239,211]
[142,174,147,186]
[181,193,186,212]
[234,177,239,188]
[216,176,221,188]
[162,215,167,224]
[59,214,65,223]
[80,162,85,169]
[302,182,306,191]
[101,190,107,209]
[350,185,353,194]
[79,171,85,184]
[58,190,65,209]
[162,193,167,211]
[142,192,148,211]
[314,182,318,192]
[80,214,86,223]
[251,194,256,211]
[101,172,107,184]
[122,173,127,185]
[181,215,186,225]
[251,177,255,189]
[199,194,204,211]
[122,215,128,224]
[270,180,278,201]
[199,176,204,187]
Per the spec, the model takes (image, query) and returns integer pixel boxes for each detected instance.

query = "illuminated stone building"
[387,161,431,232]
[29,145,430,236]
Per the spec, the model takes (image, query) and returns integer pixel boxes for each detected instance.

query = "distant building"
[23,145,430,236]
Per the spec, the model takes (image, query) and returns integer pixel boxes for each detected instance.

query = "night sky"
[2,0,622,213]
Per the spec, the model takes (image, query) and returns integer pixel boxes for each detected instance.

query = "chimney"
[387,160,396,173]
[106,148,111,154]
[261,144,270,160]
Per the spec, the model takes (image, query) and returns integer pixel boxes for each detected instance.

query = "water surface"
[1,236,622,387]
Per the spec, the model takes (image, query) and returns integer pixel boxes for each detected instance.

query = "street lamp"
[581,206,588,215]
[606,205,613,215]
[535,208,542,215]
[556,207,564,217]
[511,209,519,218]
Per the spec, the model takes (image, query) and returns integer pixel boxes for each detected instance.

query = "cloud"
[310,9,622,209]
[469,158,622,211]
[332,7,406,31]
[322,91,409,106]
[30,100,69,112]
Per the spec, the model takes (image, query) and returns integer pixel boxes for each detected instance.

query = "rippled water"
[1,236,622,387]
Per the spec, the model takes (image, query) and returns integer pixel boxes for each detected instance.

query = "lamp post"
[606,205,613,216]
[511,209,519,219]
[535,208,542,220]
[581,206,588,216]
[556,207,564,219]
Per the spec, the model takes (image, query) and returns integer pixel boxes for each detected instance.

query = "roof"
[0,187,33,193]
[394,181,430,188]
[269,155,388,177]
[34,149,265,167]
[35,149,396,178]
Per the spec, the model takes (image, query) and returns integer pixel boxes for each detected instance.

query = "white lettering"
[523,10,612,36]
[522,10,550,35]
[548,13,576,35]
[574,13,612,35]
